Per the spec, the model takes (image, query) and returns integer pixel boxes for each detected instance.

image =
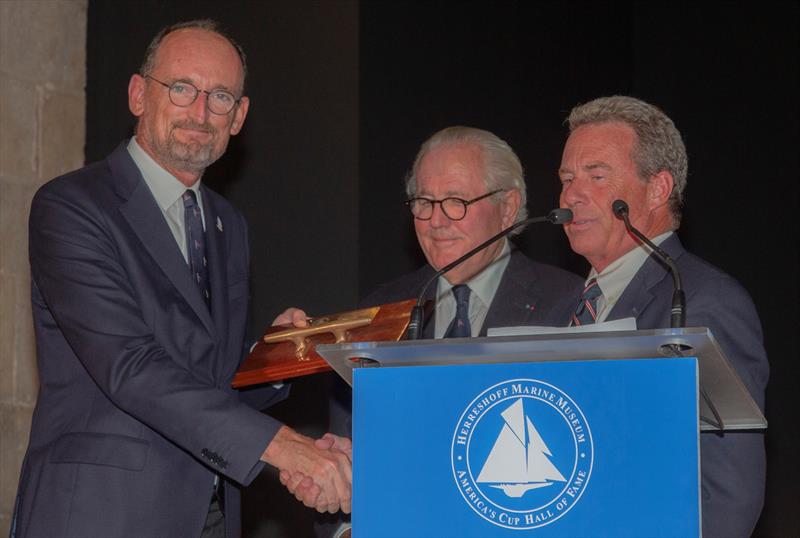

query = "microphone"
[612,200,686,328]
[612,200,722,425]
[405,208,573,339]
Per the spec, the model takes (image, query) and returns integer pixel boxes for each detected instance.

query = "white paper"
[487,317,637,337]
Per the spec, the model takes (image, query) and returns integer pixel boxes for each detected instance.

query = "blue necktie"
[444,285,471,338]
[182,190,210,309]
[571,278,601,326]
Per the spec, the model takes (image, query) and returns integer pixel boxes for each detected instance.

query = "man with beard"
[558,96,768,537]
[11,20,350,538]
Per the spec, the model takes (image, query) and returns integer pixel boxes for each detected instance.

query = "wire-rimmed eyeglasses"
[405,189,505,221]
[145,75,241,115]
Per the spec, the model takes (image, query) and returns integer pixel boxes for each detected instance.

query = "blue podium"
[318,328,766,538]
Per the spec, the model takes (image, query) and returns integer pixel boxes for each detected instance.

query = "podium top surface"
[316,327,766,431]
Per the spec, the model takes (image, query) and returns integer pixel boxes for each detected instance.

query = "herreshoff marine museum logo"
[451,379,593,530]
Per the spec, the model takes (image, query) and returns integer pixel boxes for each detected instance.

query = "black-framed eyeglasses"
[405,189,505,221]
[145,75,241,115]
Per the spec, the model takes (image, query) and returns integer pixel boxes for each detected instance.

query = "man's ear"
[647,170,674,210]
[128,74,146,117]
[229,96,249,135]
[501,189,522,228]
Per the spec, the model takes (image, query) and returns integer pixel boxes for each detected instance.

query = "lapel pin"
[216,217,223,232]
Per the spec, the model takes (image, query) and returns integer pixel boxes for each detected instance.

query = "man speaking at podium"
[557,96,769,537]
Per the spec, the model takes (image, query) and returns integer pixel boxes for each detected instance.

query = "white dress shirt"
[127,137,205,263]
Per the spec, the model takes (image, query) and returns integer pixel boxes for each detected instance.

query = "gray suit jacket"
[600,234,768,538]
[13,143,287,538]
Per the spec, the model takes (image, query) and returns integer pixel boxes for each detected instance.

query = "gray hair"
[405,126,528,231]
[139,19,248,93]
[567,96,688,227]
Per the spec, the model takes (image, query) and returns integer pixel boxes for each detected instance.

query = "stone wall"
[0,1,86,532]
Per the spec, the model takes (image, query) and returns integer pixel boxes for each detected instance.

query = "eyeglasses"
[405,189,505,221]
[145,75,241,115]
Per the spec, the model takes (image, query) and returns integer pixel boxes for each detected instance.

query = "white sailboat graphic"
[476,398,566,498]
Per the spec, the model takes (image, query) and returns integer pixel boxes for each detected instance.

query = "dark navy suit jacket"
[329,248,582,433]
[599,234,768,538]
[316,250,582,534]
[362,249,583,336]
[13,143,287,538]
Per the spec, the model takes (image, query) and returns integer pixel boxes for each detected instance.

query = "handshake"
[263,307,352,514]
[262,426,353,514]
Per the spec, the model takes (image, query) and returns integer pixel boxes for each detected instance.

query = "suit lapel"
[421,277,437,339]
[110,146,216,338]
[607,234,685,323]
[607,269,656,322]
[481,251,537,335]
[418,252,539,338]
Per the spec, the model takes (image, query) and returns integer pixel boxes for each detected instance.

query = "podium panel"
[353,358,700,537]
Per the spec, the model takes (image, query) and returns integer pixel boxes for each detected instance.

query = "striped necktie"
[571,278,601,326]
[444,285,472,338]
[182,190,211,309]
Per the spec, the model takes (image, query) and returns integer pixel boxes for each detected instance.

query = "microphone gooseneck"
[612,199,686,328]
[405,208,573,339]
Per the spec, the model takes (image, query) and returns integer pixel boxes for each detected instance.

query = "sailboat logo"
[451,379,593,530]
[476,398,566,497]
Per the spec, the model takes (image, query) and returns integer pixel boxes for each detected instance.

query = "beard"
[148,120,224,174]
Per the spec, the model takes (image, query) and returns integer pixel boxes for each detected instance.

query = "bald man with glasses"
[13,19,352,538]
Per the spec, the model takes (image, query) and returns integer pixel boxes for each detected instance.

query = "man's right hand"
[262,426,352,514]
[279,432,353,510]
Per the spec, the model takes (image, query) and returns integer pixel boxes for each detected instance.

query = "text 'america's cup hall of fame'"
[451,379,594,530]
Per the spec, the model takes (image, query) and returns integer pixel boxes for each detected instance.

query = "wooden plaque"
[232,299,415,388]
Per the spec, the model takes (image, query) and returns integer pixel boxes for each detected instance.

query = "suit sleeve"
[29,185,280,486]
[687,274,768,538]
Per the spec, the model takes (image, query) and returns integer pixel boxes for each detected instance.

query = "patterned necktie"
[182,190,211,309]
[444,285,472,338]
[571,278,602,326]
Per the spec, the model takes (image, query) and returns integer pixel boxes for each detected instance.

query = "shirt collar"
[436,239,512,308]
[588,231,673,304]
[127,137,202,210]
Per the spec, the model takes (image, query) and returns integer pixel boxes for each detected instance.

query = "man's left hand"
[272,307,308,327]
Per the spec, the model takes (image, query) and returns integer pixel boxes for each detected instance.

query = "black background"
[87,2,798,536]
